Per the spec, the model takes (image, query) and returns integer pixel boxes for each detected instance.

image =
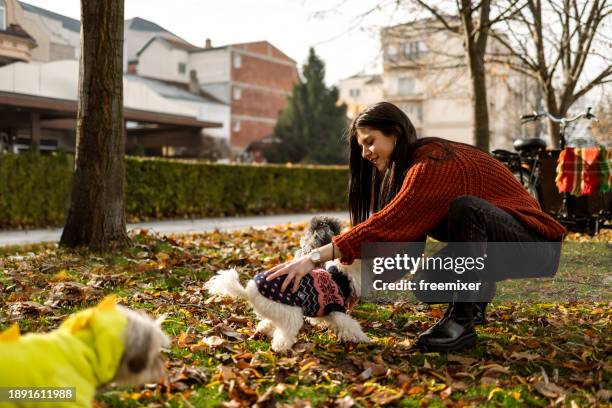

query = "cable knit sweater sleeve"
[333,146,462,264]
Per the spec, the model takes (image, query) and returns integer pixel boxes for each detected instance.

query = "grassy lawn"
[0,226,610,407]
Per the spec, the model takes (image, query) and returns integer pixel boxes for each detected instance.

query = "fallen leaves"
[44,281,94,307]
[0,223,609,407]
[6,301,52,320]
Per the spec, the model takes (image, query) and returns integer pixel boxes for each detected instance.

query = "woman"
[265,102,564,352]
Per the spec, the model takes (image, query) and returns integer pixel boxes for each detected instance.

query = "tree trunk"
[459,0,491,152]
[60,0,130,251]
[468,57,490,151]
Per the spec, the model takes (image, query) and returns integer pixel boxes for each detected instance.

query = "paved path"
[0,212,349,247]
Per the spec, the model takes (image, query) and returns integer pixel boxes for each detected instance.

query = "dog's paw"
[337,331,372,344]
[271,337,295,352]
[255,320,275,337]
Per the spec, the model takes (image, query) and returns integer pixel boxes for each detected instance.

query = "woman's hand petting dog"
[206,216,371,353]
[265,255,317,293]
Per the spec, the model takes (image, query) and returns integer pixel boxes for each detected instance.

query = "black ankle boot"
[416,302,477,352]
[442,302,486,324]
[474,302,488,325]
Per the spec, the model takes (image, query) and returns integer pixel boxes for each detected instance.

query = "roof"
[186,44,228,53]
[0,90,221,128]
[162,37,200,51]
[19,1,81,33]
[365,75,382,84]
[0,23,36,44]
[228,40,296,64]
[189,41,296,64]
[126,74,227,105]
[126,17,168,32]
[344,73,383,84]
[136,35,199,56]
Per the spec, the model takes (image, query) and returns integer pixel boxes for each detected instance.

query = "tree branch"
[413,0,461,33]
[571,65,612,104]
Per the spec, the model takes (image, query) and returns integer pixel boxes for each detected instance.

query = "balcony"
[0,24,36,66]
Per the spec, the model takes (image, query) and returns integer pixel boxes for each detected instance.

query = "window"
[399,104,423,122]
[398,77,415,95]
[349,89,361,98]
[0,0,6,31]
[402,41,425,60]
[233,120,241,132]
[386,44,398,61]
[178,62,186,74]
[233,53,242,68]
[233,86,241,100]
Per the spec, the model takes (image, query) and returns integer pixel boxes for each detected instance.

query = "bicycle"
[492,107,612,235]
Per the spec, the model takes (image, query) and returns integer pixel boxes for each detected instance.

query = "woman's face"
[356,127,397,172]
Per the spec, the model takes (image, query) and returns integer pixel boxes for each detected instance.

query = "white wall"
[125,28,156,63]
[182,99,230,140]
[137,39,190,83]
[422,97,472,143]
[0,60,78,98]
[339,76,382,106]
[188,48,230,84]
[0,60,228,139]
[124,80,229,140]
[339,75,383,118]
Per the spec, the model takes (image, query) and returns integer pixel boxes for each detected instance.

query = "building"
[0,3,231,157]
[0,60,223,155]
[124,17,197,75]
[338,74,383,119]
[0,0,37,66]
[0,0,81,65]
[133,38,299,153]
[381,19,533,149]
[1,2,298,157]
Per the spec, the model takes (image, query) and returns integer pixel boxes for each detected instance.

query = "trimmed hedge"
[0,152,74,228]
[0,154,348,229]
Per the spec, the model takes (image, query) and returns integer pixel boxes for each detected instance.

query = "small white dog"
[0,295,170,408]
[205,216,370,352]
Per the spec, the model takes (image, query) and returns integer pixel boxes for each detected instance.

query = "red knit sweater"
[333,141,566,263]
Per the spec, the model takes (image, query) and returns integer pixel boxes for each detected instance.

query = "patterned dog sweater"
[253,265,352,317]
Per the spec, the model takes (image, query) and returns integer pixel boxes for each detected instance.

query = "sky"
[21,0,410,86]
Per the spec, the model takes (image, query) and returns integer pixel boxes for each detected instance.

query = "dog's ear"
[126,329,152,373]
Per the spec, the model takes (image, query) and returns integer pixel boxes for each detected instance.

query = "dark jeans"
[415,195,562,303]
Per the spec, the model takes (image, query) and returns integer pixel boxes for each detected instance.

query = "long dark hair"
[345,101,451,226]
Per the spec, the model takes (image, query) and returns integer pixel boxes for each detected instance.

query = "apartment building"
[134,38,298,152]
[381,19,533,149]
[1,2,298,157]
[338,74,383,119]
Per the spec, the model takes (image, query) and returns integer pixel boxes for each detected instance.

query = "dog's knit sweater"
[333,141,566,264]
[254,265,352,317]
[0,297,127,408]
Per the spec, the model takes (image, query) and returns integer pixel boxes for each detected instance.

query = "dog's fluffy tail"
[204,269,248,299]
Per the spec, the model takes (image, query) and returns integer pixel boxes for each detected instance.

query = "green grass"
[0,226,610,407]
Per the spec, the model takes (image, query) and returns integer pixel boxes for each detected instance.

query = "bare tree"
[407,0,523,151]
[60,0,130,251]
[488,0,612,148]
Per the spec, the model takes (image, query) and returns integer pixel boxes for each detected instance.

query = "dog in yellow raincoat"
[0,296,170,408]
